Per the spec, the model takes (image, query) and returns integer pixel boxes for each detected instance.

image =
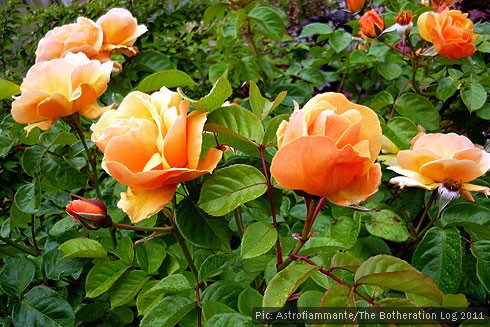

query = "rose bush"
[11,52,113,133]
[91,87,223,222]
[270,92,382,205]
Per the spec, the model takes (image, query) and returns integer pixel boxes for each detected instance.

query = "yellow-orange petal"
[412,133,474,157]
[163,115,187,168]
[271,136,369,197]
[462,183,490,196]
[419,158,485,182]
[387,166,435,185]
[37,93,73,118]
[417,12,433,42]
[186,110,208,169]
[396,148,440,171]
[279,110,305,148]
[118,185,176,223]
[389,176,440,190]
[103,160,166,189]
[79,102,116,120]
[11,91,50,124]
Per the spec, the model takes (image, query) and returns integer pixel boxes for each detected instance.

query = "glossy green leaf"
[238,287,263,316]
[382,117,420,150]
[135,239,166,275]
[378,63,403,80]
[198,253,233,282]
[146,274,193,294]
[436,76,459,101]
[248,5,286,41]
[241,222,278,259]
[204,313,254,327]
[110,270,149,308]
[263,262,319,307]
[0,79,20,100]
[362,209,410,242]
[249,81,287,120]
[330,252,362,273]
[110,236,134,265]
[41,249,84,280]
[203,3,228,26]
[441,202,490,241]
[412,226,462,293]
[394,93,441,132]
[0,256,35,298]
[299,23,333,38]
[140,296,195,327]
[198,164,267,216]
[297,290,323,307]
[85,260,130,298]
[476,103,490,120]
[59,238,107,259]
[21,145,46,177]
[189,75,232,112]
[135,69,196,92]
[176,197,232,251]
[470,240,490,292]
[461,82,486,112]
[263,114,289,146]
[128,50,175,72]
[12,286,75,327]
[201,301,236,322]
[0,134,13,157]
[136,281,165,316]
[355,255,442,303]
[202,280,245,310]
[39,131,77,146]
[320,284,355,307]
[329,30,351,53]
[369,91,394,111]
[14,181,41,214]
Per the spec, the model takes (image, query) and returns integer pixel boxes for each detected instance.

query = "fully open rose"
[270,92,382,205]
[91,87,223,223]
[11,52,113,133]
[389,132,490,200]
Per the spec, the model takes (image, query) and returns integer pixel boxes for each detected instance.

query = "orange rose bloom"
[417,9,478,60]
[35,17,103,62]
[96,8,147,57]
[359,9,385,38]
[91,87,223,223]
[270,93,382,205]
[389,133,490,200]
[11,52,113,133]
[346,0,365,13]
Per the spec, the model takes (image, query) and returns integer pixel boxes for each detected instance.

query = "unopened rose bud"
[359,10,385,38]
[66,199,112,230]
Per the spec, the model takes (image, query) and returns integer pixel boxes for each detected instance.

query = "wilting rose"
[389,133,490,200]
[11,52,113,133]
[66,199,112,229]
[359,10,385,38]
[417,9,478,60]
[346,0,365,13]
[96,8,147,57]
[91,87,223,223]
[35,17,103,62]
[270,93,383,205]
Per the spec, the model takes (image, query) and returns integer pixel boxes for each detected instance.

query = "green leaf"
[249,81,287,120]
[135,239,166,275]
[299,23,333,38]
[362,209,410,242]
[394,93,441,132]
[146,274,193,295]
[0,79,20,100]
[382,117,420,150]
[238,287,263,316]
[41,249,84,280]
[248,5,286,41]
[0,134,13,157]
[59,238,107,259]
[110,270,149,308]
[110,236,134,265]
[241,222,278,259]
[461,82,486,112]
[135,70,196,92]
[128,50,175,72]
[186,75,232,112]
[198,253,234,282]
[476,103,490,120]
[14,181,41,214]
[39,131,77,146]
[378,63,403,80]
[441,202,490,241]
[204,313,254,327]
[262,262,319,307]
[263,114,289,146]
[202,280,245,309]
[369,91,394,111]
[203,3,228,26]
[320,284,355,307]
[85,260,130,298]
[298,290,323,307]
[0,256,36,298]
[355,255,442,304]
[21,145,47,177]
[330,252,362,273]
[201,301,236,322]
[12,286,75,327]
[470,240,490,292]
[136,281,165,316]
[436,77,459,101]
[198,164,268,216]
[412,226,462,294]
[140,296,195,327]
[329,30,352,53]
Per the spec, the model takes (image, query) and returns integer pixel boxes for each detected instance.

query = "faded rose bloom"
[417,8,478,60]
[389,133,490,201]
[359,9,385,38]
[12,52,114,133]
[96,8,147,57]
[35,17,103,62]
[270,93,383,205]
[91,87,223,223]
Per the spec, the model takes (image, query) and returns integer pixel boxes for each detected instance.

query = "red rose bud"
[346,0,365,13]
[66,199,112,229]
[359,10,385,38]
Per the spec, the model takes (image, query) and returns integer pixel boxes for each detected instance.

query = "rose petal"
[419,158,484,182]
[118,185,176,223]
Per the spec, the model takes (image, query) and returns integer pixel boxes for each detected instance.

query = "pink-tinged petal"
[451,147,482,162]
[396,148,440,171]
[387,166,436,185]
[328,163,382,205]
[389,176,440,190]
[11,91,50,124]
[186,110,207,169]
[37,94,73,118]
[118,185,176,223]
[271,136,368,197]
[419,158,484,182]
[412,133,475,157]
[462,183,490,196]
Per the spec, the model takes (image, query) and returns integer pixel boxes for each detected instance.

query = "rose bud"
[66,199,112,229]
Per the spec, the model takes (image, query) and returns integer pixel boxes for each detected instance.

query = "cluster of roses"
[11,8,489,225]
[351,0,478,60]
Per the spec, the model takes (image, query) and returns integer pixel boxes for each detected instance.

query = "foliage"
[0,0,489,326]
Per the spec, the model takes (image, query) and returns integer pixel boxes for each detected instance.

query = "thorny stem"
[414,189,438,236]
[291,254,377,306]
[30,214,41,256]
[259,144,283,267]
[0,236,38,256]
